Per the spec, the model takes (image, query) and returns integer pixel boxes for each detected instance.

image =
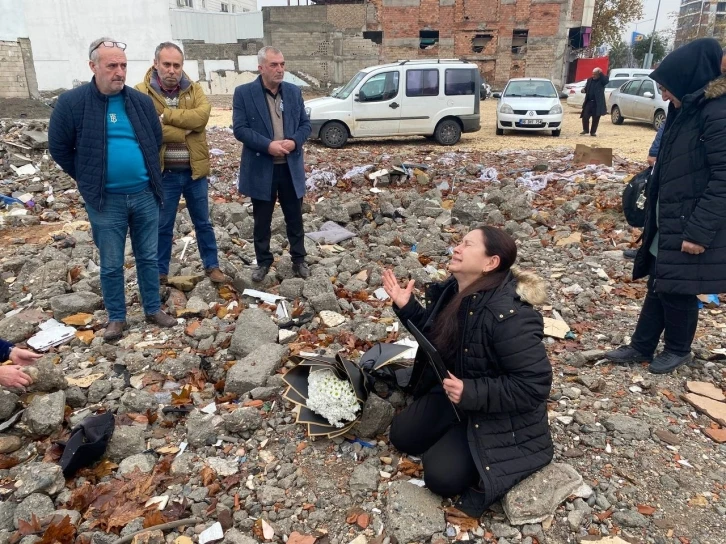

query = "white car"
[496,78,563,137]
[566,78,633,109]
[563,79,587,97]
[305,60,481,148]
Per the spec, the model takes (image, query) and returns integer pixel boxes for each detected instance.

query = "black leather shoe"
[292,262,310,279]
[103,321,126,342]
[604,345,652,364]
[649,351,692,374]
[623,249,637,259]
[145,311,177,328]
[252,265,269,283]
[580,131,588,135]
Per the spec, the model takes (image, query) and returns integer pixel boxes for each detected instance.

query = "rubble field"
[0,118,725,544]
[207,97,657,161]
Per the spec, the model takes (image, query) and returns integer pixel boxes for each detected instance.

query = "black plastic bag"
[622,167,651,228]
[58,412,115,478]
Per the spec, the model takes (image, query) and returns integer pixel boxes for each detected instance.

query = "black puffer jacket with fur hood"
[395,268,553,517]
[635,39,726,294]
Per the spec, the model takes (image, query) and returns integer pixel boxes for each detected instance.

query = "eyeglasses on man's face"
[90,41,127,57]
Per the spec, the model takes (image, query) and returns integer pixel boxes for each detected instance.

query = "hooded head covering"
[650,38,723,101]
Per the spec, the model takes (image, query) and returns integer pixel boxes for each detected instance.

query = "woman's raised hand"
[382,269,415,309]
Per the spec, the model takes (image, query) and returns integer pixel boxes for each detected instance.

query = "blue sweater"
[0,339,13,362]
[48,79,163,211]
[105,94,150,194]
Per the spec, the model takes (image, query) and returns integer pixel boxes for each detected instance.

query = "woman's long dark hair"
[431,226,517,354]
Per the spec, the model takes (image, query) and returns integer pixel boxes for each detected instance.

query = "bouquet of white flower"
[281,344,412,439]
[306,368,361,427]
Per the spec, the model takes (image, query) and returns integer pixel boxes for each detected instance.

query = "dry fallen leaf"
[444,506,480,532]
[397,458,423,477]
[171,385,193,405]
[143,510,166,529]
[38,514,76,544]
[200,466,217,486]
[17,514,42,536]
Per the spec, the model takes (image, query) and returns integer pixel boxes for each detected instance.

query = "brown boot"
[145,311,177,328]
[103,321,126,342]
[206,268,227,283]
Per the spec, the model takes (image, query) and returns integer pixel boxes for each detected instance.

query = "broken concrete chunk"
[503,463,583,525]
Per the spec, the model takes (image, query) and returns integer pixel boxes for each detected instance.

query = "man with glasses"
[49,37,177,342]
[136,42,226,285]
[232,46,312,283]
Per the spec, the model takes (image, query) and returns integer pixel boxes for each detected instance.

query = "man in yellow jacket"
[136,42,225,284]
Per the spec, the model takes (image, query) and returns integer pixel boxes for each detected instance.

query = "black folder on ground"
[406,320,461,421]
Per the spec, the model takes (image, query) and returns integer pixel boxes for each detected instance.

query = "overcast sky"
[256,0,683,42]
[623,0,681,41]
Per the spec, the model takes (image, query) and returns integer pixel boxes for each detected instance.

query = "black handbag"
[622,166,651,228]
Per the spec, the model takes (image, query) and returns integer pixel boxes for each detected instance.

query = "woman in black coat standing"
[383,226,553,517]
[605,39,726,374]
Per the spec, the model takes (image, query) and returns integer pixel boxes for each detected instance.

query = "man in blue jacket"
[232,47,312,282]
[49,38,177,341]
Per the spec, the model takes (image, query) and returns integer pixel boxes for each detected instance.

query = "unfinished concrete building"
[275,0,594,89]
[674,0,726,48]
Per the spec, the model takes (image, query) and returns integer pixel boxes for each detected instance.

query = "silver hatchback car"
[609,77,669,131]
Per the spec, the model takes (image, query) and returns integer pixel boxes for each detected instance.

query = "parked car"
[496,78,563,137]
[566,78,632,109]
[609,68,652,79]
[609,77,668,130]
[305,60,481,148]
[562,79,587,97]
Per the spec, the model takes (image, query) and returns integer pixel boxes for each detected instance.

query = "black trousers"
[582,101,601,135]
[389,389,479,498]
[630,260,699,356]
[251,163,306,267]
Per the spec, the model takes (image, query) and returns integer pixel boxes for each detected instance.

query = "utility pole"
[643,0,662,69]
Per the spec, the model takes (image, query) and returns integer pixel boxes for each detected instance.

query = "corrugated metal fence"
[169,9,263,43]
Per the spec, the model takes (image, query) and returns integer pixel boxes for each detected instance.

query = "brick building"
[674,0,726,49]
[281,0,593,89]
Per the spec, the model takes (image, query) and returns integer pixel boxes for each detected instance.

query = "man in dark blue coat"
[232,47,312,282]
[49,38,177,341]
[606,39,726,374]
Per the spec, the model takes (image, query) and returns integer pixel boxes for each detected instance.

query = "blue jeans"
[158,170,219,275]
[86,188,161,321]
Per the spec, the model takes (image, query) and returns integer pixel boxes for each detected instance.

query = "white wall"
[169,0,257,13]
[24,0,172,90]
[0,0,27,41]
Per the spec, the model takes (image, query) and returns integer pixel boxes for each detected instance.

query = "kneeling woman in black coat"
[383,226,553,517]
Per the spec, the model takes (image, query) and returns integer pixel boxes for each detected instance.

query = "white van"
[304,60,481,148]
[609,68,652,79]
